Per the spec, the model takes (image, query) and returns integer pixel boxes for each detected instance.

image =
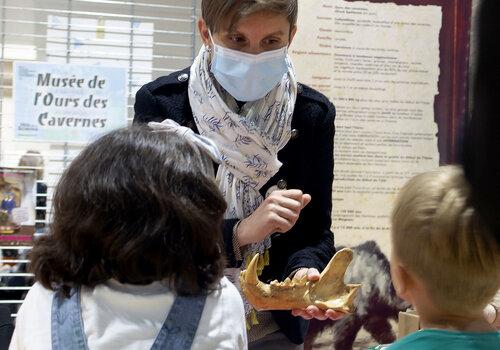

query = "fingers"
[259,189,312,237]
[293,268,320,282]
[291,309,313,320]
[292,268,309,281]
[265,193,304,233]
[268,190,311,213]
[279,189,304,201]
[289,290,326,320]
[290,268,347,322]
[241,189,311,243]
[270,195,302,212]
[306,306,329,321]
[301,194,312,208]
[325,310,346,321]
[291,307,347,321]
[272,204,299,223]
[282,191,311,210]
[270,213,294,233]
[306,268,320,282]
[292,306,328,321]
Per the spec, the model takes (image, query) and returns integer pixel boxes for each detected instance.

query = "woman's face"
[199,10,297,55]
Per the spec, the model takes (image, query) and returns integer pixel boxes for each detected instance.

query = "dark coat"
[134,67,336,344]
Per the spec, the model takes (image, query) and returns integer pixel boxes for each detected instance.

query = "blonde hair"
[391,165,500,314]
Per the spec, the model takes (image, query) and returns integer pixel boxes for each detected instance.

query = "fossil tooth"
[244,252,259,285]
[239,248,361,312]
[310,248,353,299]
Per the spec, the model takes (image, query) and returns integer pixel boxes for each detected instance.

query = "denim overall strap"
[151,293,208,350]
[51,288,88,350]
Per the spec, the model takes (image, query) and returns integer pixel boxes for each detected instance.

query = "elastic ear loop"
[206,29,215,52]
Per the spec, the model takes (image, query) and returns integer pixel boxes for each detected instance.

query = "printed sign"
[14,61,127,143]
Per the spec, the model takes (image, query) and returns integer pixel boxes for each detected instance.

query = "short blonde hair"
[391,165,500,314]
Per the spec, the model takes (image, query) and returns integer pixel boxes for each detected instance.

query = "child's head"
[391,165,500,315]
[30,126,227,296]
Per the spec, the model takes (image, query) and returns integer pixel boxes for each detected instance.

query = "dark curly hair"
[30,126,226,296]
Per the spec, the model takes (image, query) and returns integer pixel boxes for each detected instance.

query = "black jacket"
[134,67,336,344]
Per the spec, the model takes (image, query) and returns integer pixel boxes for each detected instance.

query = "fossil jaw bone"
[239,248,360,313]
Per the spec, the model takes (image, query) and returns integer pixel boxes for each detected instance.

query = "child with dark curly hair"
[10,127,247,350]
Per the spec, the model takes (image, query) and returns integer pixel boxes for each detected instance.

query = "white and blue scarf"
[189,45,297,313]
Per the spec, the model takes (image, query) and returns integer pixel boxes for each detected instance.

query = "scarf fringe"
[244,249,270,330]
[188,46,297,331]
[246,309,259,330]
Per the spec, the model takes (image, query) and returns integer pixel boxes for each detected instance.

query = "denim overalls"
[51,287,207,350]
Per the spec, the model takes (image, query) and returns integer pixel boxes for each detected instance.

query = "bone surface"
[239,248,361,312]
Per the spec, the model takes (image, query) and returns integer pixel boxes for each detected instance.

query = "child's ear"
[390,263,413,303]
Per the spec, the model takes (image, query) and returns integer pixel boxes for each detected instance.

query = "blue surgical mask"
[209,32,289,102]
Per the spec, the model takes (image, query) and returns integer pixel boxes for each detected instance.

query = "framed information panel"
[344,0,471,163]
[290,0,471,252]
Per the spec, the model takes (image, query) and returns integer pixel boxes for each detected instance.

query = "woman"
[134,1,342,348]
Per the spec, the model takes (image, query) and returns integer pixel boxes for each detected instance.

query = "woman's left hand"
[290,268,347,321]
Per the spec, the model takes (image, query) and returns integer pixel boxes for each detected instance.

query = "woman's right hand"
[236,189,311,246]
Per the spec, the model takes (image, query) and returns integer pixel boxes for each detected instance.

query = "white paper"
[12,207,29,225]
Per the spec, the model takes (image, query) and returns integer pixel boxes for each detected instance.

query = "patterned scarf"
[188,46,297,314]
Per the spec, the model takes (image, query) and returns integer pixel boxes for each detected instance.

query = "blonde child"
[388,166,500,349]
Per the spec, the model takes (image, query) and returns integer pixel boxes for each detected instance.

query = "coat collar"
[147,67,191,92]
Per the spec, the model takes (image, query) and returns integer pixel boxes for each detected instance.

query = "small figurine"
[1,193,16,214]
[0,192,20,235]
